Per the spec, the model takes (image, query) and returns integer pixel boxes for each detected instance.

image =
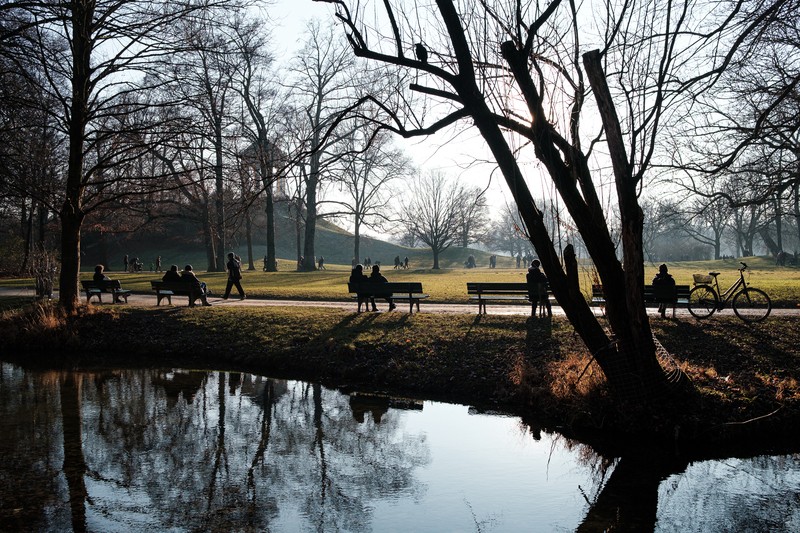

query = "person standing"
[155,256,162,272]
[526,259,551,318]
[123,254,129,273]
[223,252,246,300]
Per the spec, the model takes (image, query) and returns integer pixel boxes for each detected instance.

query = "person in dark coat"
[180,265,211,307]
[370,264,396,311]
[652,263,675,318]
[526,259,551,318]
[162,265,181,282]
[93,264,110,281]
[349,264,374,312]
[223,252,246,300]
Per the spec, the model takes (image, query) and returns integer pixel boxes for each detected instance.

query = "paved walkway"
[3,286,794,317]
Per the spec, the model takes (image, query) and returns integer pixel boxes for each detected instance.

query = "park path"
[2,286,796,317]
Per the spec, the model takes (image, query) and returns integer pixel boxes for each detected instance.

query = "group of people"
[122,254,163,272]
[156,252,247,307]
[392,256,409,269]
[349,263,396,312]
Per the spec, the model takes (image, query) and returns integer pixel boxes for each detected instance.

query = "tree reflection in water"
[1,362,800,532]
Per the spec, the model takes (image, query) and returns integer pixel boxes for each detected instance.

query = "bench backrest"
[151,280,199,292]
[348,282,423,295]
[467,282,549,294]
[594,284,691,302]
[82,279,122,291]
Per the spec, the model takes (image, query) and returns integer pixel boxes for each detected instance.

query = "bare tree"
[1,0,250,310]
[318,0,783,405]
[398,171,462,269]
[329,114,411,263]
[454,186,489,248]
[288,21,359,271]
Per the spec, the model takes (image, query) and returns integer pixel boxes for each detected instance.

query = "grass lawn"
[3,255,798,306]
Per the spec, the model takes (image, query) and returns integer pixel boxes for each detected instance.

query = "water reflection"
[0,362,799,532]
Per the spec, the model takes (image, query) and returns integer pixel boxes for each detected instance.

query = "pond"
[1,362,799,532]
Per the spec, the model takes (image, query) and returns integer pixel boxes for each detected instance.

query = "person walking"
[223,252,246,300]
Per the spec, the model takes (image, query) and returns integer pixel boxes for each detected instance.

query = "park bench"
[150,280,204,307]
[590,284,691,317]
[81,279,131,304]
[466,282,553,316]
[347,282,429,314]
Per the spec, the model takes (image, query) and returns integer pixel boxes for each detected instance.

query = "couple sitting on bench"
[162,264,212,306]
[349,264,396,312]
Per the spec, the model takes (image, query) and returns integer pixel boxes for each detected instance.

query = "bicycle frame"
[710,269,747,307]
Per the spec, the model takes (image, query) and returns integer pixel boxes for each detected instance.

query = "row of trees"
[0,0,438,310]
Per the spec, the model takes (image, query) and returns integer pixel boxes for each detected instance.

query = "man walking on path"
[223,252,246,300]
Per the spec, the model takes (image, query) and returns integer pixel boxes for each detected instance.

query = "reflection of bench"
[466,282,552,315]
[590,284,691,317]
[81,280,131,304]
[150,281,203,307]
[347,282,428,313]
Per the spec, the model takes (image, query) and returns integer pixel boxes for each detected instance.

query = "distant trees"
[398,172,468,269]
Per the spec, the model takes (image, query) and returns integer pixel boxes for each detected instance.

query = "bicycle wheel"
[688,285,718,319]
[732,288,771,323]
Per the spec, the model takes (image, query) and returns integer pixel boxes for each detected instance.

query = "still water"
[1,362,799,532]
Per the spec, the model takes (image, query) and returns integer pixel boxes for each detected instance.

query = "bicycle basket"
[693,274,713,284]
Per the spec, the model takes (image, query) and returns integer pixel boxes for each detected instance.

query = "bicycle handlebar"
[740,262,747,271]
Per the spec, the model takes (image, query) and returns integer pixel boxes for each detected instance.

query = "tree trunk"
[264,188,276,271]
[432,248,440,270]
[245,208,254,270]
[302,169,319,271]
[353,214,361,267]
[58,0,93,313]
[214,122,226,272]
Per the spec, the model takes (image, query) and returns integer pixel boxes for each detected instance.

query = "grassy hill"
[80,213,507,272]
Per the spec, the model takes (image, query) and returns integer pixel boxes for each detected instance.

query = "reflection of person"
[93,264,110,281]
[223,252,246,300]
[370,264,396,311]
[180,265,211,307]
[526,259,551,318]
[162,264,181,282]
[652,263,675,318]
[349,264,374,312]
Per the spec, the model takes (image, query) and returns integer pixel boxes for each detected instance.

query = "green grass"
[4,255,800,306]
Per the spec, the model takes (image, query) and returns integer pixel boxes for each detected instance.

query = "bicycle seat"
[709,272,720,277]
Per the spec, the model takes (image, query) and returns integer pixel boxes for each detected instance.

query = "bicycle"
[687,262,771,322]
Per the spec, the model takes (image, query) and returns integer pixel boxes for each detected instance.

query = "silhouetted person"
[349,264,374,312]
[370,264,395,311]
[415,42,428,63]
[93,264,110,282]
[123,254,129,272]
[162,264,181,282]
[223,252,246,300]
[180,265,211,307]
[527,259,551,318]
[652,263,675,318]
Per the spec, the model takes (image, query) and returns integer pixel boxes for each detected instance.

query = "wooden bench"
[466,282,553,315]
[347,282,429,314]
[81,279,131,304]
[150,280,204,307]
[590,284,691,317]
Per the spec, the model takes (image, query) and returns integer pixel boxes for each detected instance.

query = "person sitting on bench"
[370,264,396,311]
[180,265,212,307]
[162,264,181,282]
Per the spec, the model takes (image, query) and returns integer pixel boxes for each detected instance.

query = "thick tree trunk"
[214,122,226,272]
[264,188,276,271]
[303,170,319,271]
